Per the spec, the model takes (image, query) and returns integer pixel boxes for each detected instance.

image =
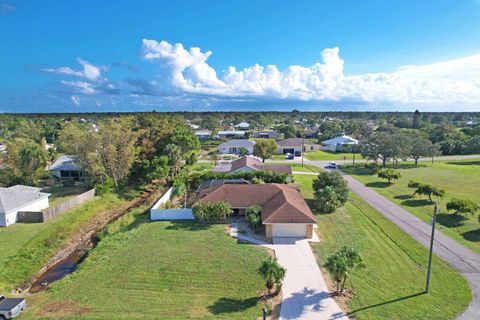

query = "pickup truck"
[0,295,27,319]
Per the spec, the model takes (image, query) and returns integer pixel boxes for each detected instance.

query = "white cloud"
[42,58,105,82]
[0,1,15,15]
[61,80,97,94]
[142,39,480,106]
[70,95,80,106]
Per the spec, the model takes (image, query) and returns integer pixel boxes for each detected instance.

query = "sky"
[1,0,480,113]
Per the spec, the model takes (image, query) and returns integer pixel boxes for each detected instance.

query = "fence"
[150,187,194,221]
[18,189,95,223]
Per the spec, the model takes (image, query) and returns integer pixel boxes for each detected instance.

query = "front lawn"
[293,174,472,319]
[341,160,480,254]
[24,219,269,319]
[42,184,91,208]
[269,162,321,173]
[304,150,362,161]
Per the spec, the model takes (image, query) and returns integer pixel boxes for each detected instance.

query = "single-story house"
[234,122,250,130]
[303,128,320,139]
[253,131,279,139]
[276,138,321,155]
[0,185,50,227]
[196,184,316,238]
[216,130,245,139]
[322,135,358,152]
[218,139,256,155]
[48,155,84,180]
[213,156,292,175]
[194,129,212,140]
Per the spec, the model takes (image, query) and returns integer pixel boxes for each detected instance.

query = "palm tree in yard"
[324,246,364,295]
[258,256,286,295]
[19,142,47,185]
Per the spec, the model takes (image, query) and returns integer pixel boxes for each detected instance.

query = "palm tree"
[324,246,364,295]
[19,142,47,185]
[258,256,286,294]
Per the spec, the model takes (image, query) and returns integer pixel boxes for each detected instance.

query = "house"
[216,130,245,139]
[218,139,256,155]
[322,135,358,152]
[196,184,316,238]
[194,129,212,140]
[234,122,250,130]
[0,185,50,227]
[48,155,84,180]
[252,131,279,139]
[303,128,319,139]
[213,156,292,175]
[277,138,321,155]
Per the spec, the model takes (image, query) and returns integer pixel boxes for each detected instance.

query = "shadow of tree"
[437,213,468,228]
[350,292,425,313]
[208,297,259,315]
[394,194,413,200]
[279,287,334,319]
[164,220,212,231]
[401,199,432,207]
[365,181,391,188]
[462,229,480,242]
[446,161,480,166]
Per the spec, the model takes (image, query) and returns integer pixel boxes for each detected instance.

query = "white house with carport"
[0,185,50,227]
[234,122,250,130]
[322,135,358,152]
[218,139,256,155]
[48,155,84,180]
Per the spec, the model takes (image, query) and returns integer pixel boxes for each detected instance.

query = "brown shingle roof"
[229,157,292,174]
[195,184,316,224]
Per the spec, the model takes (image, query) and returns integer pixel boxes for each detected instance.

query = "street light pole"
[425,203,438,293]
[302,135,305,167]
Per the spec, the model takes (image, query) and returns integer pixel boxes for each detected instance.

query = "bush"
[95,176,115,195]
[313,171,348,212]
[314,186,342,213]
[189,170,289,190]
[192,201,233,221]
[364,162,379,172]
[408,180,445,202]
[246,206,262,230]
[377,168,401,183]
[446,198,479,215]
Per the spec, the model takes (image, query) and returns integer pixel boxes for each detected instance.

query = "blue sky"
[1,0,480,113]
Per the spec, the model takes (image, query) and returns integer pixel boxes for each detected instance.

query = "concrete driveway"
[272,237,348,320]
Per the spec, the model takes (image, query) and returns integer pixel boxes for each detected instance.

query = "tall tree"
[18,141,47,185]
[253,139,278,162]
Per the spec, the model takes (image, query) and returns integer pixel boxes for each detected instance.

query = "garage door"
[283,148,295,154]
[272,223,307,237]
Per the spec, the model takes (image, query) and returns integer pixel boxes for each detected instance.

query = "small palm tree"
[324,246,364,295]
[258,256,286,295]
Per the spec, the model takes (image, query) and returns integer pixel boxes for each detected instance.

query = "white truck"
[0,295,27,319]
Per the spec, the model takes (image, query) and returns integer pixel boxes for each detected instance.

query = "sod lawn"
[23,219,269,319]
[304,150,362,161]
[341,160,480,254]
[269,162,321,173]
[292,174,472,320]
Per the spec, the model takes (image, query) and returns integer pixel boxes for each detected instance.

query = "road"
[279,155,480,319]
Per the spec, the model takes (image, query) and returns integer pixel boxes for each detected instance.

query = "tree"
[412,110,421,129]
[429,124,467,155]
[314,186,342,213]
[246,206,262,230]
[258,256,286,295]
[192,201,233,221]
[324,247,364,295]
[238,147,249,157]
[377,168,401,184]
[277,125,298,139]
[408,181,445,202]
[408,137,435,165]
[253,139,278,163]
[313,171,349,208]
[165,144,182,179]
[319,120,343,140]
[18,141,47,185]
[446,198,479,216]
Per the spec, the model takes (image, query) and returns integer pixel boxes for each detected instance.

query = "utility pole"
[301,134,305,167]
[425,203,438,293]
[352,143,356,166]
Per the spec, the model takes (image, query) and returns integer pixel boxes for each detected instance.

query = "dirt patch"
[36,300,92,317]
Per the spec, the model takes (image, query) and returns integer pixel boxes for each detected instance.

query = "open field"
[292,174,472,319]
[0,194,126,291]
[304,150,362,161]
[42,184,91,208]
[341,160,480,254]
[24,219,269,319]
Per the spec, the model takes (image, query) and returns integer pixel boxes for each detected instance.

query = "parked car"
[285,153,295,160]
[328,162,337,169]
[294,151,302,157]
[0,295,27,319]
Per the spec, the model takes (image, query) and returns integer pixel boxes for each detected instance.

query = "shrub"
[313,171,348,212]
[377,168,401,183]
[446,198,479,215]
[246,206,262,230]
[314,186,342,213]
[192,201,233,221]
[189,170,289,189]
[408,180,445,202]
[95,176,115,195]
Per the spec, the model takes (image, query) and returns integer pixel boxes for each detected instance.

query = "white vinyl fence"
[150,187,194,221]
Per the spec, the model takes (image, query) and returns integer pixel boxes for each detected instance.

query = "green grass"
[341,160,480,254]
[270,163,321,173]
[191,162,214,172]
[24,219,269,319]
[42,184,91,208]
[293,174,471,319]
[0,194,126,291]
[304,150,362,161]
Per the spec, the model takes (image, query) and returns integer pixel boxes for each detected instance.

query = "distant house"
[196,184,316,238]
[234,122,250,130]
[218,139,256,155]
[217,130,245,139]
[253,131,279,139]
[303,128,319,139]
[0,185,50,227]
[194,129,212,140]
[276,138,321,155]
[213,156,292,175]
[48,155,83,180]
[322,135,358,152]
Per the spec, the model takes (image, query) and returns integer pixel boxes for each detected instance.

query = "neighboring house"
[322,135,358,152]
[213,156,292,175]
[234,122,250,130]
[196,184,316,238]
[218,139,256,155]
[194,129,212,140]
[253,131,279,139]
[303,128,319,139]
[277,138,321,154]
[0,185,50,227]
[216,130,245,139]
[48,155,84,180]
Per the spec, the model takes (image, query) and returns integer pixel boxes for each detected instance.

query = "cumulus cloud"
[142,39,480,106]
[42,58,106,82]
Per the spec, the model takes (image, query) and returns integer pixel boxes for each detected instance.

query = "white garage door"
[272,223,307,238]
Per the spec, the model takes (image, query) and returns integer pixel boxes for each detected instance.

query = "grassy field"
[42,184,91,207]
[341,160,480,254]
[191,162,214,172]
[24,218,270,319]
[0,194,126,291]
[269,162,321,173]
[304,150,362,161]
[292,174,471,319]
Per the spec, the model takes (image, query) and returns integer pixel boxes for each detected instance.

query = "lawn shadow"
[462,229,480,243]
[208,297,259,315]
[394,194,413,200]
[164,220,212,231]
[401,199,432,208]
[365,181,391,188]
[446,161,480,166]
[437,213,468,228]
[350,292,425,314]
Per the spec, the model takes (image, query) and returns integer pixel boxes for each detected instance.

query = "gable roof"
[196,184,316,224]
[322,135,358,145]
[48,155,82,171]
[277,138,319,148]
[0,185,50,214]
[218,139,256,148]
[230,157,292,174]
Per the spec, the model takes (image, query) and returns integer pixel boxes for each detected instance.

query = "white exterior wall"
[218,146,254,155]
[150,187,195,221]
[322,144,337,152]
[1,197,49,227]
[50,170,61,179]
[271,223,308,237]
